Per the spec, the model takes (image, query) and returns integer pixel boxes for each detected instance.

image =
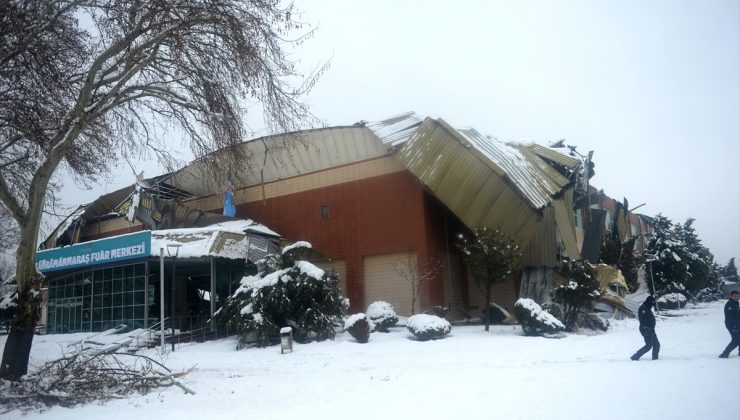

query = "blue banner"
[36,231,152,273]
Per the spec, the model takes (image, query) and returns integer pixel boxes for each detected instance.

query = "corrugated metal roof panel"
[456,126,565,210]
[396,118,543,247]
[528,144,581,169]
[365,111,424,147]
[515,146,571,192]
[170,126,386,196]
[521,206,558,267]
[553,189,581,260]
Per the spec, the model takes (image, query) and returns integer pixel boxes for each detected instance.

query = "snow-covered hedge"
[513,298,565,336]
[344,313,373,343]
[576,311,609,332]
[657,292,687,310]
[406,314,451,341]
[211,242,347,348]
[366,301,398,332]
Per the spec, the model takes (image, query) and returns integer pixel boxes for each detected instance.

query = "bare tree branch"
[0,0,325,381]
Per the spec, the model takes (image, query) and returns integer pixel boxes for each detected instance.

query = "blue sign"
[36,231,152,273]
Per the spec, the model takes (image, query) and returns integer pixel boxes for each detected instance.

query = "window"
[46,262,149,333]
[320,205,330,220]
[604,211,614,232]
[573,209,583,228]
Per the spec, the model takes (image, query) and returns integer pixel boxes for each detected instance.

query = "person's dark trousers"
[719,328,739,357]
[632,326,660,360]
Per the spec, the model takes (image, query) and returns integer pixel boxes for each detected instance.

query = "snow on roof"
[365,111,424,147]
[154,219,279,237]
[458,128,558,209]
[367,113,575,210]
[150,219,278,260]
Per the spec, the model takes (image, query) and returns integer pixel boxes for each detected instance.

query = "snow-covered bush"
[513,298,565,336]
[576,311,609,332]
[657,292,687,310]
[366,301,398,332]
[406,314,451,341]
[211,242,347,349]
[541,301,563,321]
[692,287,724,303]
[344,313,373,344]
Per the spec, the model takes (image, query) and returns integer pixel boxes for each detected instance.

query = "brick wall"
[234,170,434,313]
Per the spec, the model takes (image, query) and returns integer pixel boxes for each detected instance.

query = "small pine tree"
[644,215,688,297]
[725,258,739,283]
[458,226,521,332]
[676,218,713,296]
[211,242,347,349]
[551,260,600,331]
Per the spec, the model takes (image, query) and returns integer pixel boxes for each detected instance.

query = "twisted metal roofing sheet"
[365,112,425,147]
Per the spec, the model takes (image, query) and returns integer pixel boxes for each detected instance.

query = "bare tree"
[0,0,324,380]
[393,251,440,315]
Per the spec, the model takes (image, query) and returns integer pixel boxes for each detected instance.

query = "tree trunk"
[0,220,45,381]
[484,288,491,332]
[0,271,42,380]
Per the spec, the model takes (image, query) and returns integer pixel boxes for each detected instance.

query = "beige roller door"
[313,259,348,299]
[363,252,416,316]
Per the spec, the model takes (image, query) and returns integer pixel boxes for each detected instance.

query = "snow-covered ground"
[2,301,738,420]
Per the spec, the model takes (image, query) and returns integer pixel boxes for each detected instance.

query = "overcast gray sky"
[61,0,739,265]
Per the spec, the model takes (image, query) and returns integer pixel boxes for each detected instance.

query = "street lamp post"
[167,243,181,352]
[159,248,165,355]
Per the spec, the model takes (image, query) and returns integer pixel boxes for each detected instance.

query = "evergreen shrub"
[211,242,347,349]
[344,313,372,343]
[366,301,398,332]
[513,298,565,336]
[406,314,451,341]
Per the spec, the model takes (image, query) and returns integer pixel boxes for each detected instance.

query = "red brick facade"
[234,170,468,314]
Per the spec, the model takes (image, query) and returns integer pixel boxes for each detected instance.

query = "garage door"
[363,252,416,316]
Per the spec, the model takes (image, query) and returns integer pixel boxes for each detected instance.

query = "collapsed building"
[37,112,652,334]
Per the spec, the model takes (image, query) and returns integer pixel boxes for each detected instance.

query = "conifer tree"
[676,218,712,295]
[212,242,347,349]
[644,215,688,296]
[725,258,739,283]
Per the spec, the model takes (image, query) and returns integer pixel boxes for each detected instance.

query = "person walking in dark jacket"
[719,290,740,358]
[631,295,660,361]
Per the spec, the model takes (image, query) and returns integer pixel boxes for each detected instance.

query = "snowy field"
[2,301,738,420]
